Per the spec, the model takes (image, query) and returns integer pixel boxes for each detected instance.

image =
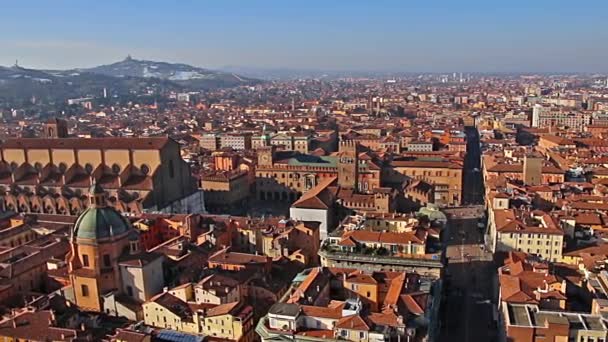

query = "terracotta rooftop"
[1,136,171,150]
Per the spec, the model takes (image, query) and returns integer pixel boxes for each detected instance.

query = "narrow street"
[437,127,497,342]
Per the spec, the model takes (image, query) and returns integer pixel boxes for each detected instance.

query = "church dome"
[72,183,131,240]
[73,206,131,240]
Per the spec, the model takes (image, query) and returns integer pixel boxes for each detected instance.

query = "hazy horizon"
[1,0,608,73]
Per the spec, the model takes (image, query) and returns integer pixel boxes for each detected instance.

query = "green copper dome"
[73,206,131,240]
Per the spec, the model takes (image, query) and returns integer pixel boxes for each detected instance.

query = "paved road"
[439,208,497,342]
[437,127,497,342]
[462,127,484,205]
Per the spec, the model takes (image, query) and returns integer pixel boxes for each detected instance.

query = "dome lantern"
[89,183,107,208]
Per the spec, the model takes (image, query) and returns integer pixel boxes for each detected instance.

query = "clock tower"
[338,140,359,190]
[257,146,275,167]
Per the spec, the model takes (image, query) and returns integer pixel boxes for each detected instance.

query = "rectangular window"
[82,254,90,267]
[103,254,111,267]
[127,286,133,297]
[81,284,89,297]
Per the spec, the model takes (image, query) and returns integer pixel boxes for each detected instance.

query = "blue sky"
[1,0,607,72]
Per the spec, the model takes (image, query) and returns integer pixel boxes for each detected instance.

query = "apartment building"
[491,209,564,262]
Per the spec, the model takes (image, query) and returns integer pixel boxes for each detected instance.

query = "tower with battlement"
[338,140,359,190]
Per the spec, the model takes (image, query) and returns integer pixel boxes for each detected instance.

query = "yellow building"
[143,290,255,342]
[492,209,564,262]
[201,301,255,342]
[143,292,201,334]
[343,272,380,311]
[201,170,250,213]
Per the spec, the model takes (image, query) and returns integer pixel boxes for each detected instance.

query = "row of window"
[403,169,459,178]
[512,239,561,247]
[82,254,112,268]
[0,232,36,248]
[517,248,560,256]
[510,233,558,239]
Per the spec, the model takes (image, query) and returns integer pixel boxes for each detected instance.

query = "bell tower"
[338,140,359,190]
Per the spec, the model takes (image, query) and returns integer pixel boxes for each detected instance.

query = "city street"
[438,127,497,342]
[462,127,484,205]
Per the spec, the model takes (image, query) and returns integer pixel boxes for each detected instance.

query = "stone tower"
[338,140,359,190]
[523,154,543,186]
[44,118,68,138]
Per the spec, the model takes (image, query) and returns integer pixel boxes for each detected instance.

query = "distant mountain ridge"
[81,56,257,85]
[0,57,260,104]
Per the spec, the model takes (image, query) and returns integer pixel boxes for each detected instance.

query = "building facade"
[0,135,199,216]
